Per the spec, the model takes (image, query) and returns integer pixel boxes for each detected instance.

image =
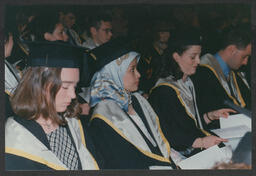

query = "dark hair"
[87,12,112,36]
[154,27,202,81]
[155,45,191,81]
[220,27,251,50]
[30,12,62,41]
[11,67,80,125]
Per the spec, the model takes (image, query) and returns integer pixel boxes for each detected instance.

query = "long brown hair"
[11,67,81,125]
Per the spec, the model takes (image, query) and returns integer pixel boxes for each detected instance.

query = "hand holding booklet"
[177,114,251,169]
[211,114,251,139]
[177,145,232,169]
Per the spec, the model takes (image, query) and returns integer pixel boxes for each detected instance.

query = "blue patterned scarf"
[90,51,140,112]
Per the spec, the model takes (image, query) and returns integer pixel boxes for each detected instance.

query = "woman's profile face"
[55,68,79,112]
[174,45,201,77]
[45,23,68,42]
[123,58,141,92]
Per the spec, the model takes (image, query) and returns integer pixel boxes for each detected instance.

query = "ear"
[172,52,180,63]
[226,45,237,55]
[90,27,97,36]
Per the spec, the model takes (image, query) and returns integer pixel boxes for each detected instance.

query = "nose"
[195,55,200,65]
[136,69,141,79]
[68,88,76,99]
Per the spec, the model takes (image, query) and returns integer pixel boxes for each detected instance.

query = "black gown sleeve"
[87,118,171,169]
[191,66,232,129]
[148,86,205,151]
[5,154,53,170]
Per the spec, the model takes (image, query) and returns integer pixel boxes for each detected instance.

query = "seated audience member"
[59,9,82,46]
[191,27,251,129]
[138,20,173,97]
[78,37,129,117]
[87,47,179,169]
[148,29,234,157]
[30,11,94,117]
[30,11,68,42]
[7,8,36,71]
[5,41,99,170]
[4,32,22,119]
[79,12,113,116]
[82,12,113,49]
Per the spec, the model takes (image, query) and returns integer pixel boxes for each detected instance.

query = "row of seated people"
[4,11,251,170]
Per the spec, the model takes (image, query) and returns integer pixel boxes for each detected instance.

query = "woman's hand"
[201,136,228,149]
[193,136,228,149]
[204,108,236,123]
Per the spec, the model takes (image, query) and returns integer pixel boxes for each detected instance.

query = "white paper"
[177,145,231,169]
[220,114,251,130]
[223,138,242,151]
[211,125,251,139]
[149,166,173,170]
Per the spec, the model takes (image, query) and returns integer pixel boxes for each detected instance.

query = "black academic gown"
[8,38,29,71]
[191,66,241,129]
[87,94,175,169]
[5,116,98,170]
[138,46,162,94]
[148,85,206,156]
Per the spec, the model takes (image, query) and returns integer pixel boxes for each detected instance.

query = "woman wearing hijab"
[148,28,235,157]
[5,41,98,170]
[87,49,180,169]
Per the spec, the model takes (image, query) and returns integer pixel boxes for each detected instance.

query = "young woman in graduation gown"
[87,50,181,169]
[148,29,235,157]
[5,42,99,170]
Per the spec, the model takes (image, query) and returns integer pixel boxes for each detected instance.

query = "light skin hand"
[209,108,236,120]
[204,108,236,124]
[192,136,228,149]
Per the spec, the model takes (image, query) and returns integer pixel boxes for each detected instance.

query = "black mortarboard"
[89,36,131,70]
[171,27,202,47]
[26,41,84,68]
[80,36,131,87]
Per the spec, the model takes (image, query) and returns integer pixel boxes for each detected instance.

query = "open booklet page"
[211,125,250,139]
[211,114,251,150]
[177,145,232,169]
[219,114,251,129]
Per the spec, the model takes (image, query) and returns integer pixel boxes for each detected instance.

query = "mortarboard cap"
[80,37,132,86]
[26,41,84,68]
[171,27,202,47]
[89,36,131,70]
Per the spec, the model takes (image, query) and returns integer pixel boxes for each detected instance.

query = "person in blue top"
[191,26,251,129]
